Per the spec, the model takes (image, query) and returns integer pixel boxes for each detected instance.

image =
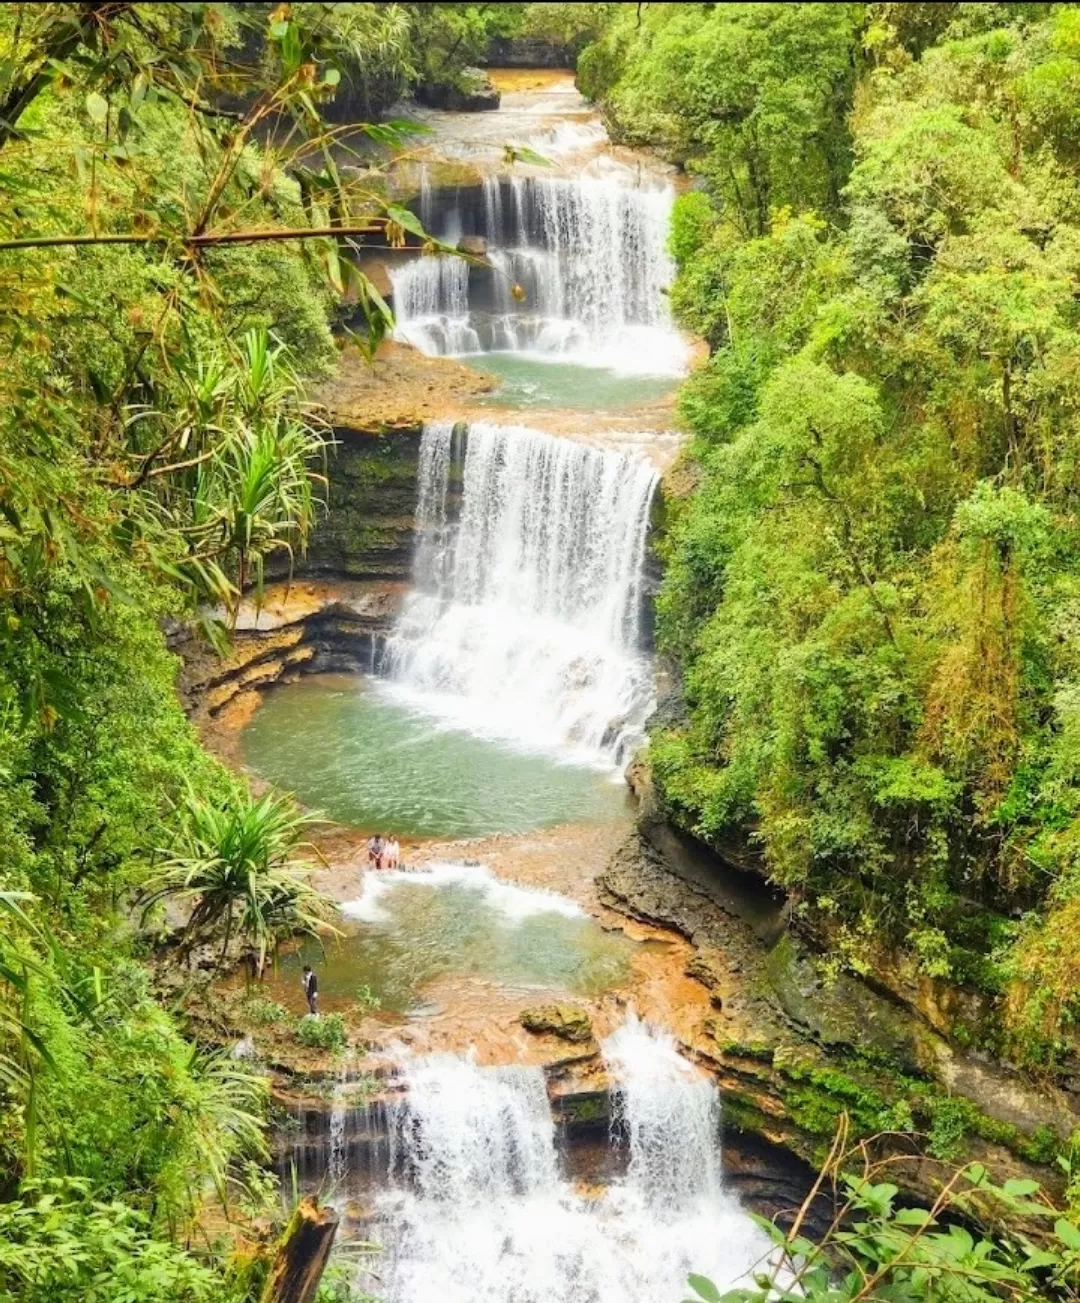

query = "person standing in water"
[385,835,400,870]
[301,965,318,1016]
[367,832,384,869]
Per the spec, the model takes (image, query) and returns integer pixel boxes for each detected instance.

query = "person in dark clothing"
[301,964,318,1016]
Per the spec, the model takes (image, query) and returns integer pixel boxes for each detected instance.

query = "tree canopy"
[587,1,1080,1067]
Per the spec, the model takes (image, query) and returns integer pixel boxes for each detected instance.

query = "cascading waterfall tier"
[604,1013,723,1212]
[314,1024,772,1303]
[383,420,658,769]
[390,174,688,376]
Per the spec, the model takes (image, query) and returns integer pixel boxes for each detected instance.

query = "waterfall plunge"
[353,1021,773,1303]
[390,175,688,376]
[383,421,658,769]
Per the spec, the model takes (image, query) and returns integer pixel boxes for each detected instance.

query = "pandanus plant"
[132,327,329,626]
[142,788,338,973]
[192,328,329,623]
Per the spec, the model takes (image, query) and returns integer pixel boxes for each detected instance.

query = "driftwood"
[260,1197,340,1303]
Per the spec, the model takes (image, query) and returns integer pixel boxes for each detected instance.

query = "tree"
[581,3,862,234]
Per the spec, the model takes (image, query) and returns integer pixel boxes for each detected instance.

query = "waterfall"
[336,1031,773,1303]
[383,420,658,768]
[388,1055,560,1206]
[390,255,479,356]
[603,1013,723,1213]
[389,175,687,376]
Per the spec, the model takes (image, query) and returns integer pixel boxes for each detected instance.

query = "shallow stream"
[269,862,639,1015]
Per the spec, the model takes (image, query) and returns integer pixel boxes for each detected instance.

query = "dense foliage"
[692,1120,1080,1302]
[585,1,1080,1067]
[0,2,464,1297]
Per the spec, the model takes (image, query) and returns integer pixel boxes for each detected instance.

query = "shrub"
[353,984,382,1014]
[295,1013,348,1052]
[243,996,288,1026]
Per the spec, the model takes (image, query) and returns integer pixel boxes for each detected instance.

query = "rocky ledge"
[598,826,1080,1206]
[175,580,405,727]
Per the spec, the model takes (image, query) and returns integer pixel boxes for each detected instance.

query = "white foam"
[341,861,586,926]
[353,1027,777,1303]
[384,421,658,770]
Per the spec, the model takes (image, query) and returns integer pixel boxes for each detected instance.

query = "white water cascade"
[390,174,688,376]
[350,1022,773,1303]
[604,1013,724,1211]
[383,420,658,768]
[327,1076,348,1193]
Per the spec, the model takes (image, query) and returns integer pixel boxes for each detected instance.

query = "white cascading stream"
[390,254,479,356]
[604,1013,723,1213]
[383,420,658,768]
[389,175,688,376]
[353,1023,773,1303]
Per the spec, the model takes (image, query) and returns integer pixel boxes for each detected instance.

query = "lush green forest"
[7,2,1080,1301]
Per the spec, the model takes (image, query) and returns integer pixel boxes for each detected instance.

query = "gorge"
[218,66,796,1300]
[8,7,1080,1303]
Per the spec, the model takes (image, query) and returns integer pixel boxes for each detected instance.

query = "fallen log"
[260,1197,339,1303]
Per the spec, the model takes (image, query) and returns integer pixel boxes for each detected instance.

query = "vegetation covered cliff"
[583,1,1080,1076]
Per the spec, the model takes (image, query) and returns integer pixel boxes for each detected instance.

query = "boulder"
[520,1003,594,1044]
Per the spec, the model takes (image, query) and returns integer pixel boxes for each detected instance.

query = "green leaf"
[385,204,428,239]
[85,92,108,126]
[503,142,553,168]
[686,1273,722,1303]
[1022,1250,1061,1270]
[893,1207,934,1227]
[323,67,341,87]
[1054,1218,1080,1251]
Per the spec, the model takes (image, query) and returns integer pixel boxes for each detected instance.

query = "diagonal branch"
[0,224,388,251]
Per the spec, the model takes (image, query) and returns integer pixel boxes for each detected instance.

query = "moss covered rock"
[520,1003,594,1044]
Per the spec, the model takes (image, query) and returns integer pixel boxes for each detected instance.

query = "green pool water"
[239,674,629,837]
[272,863,640,1014]
[468,353,676,410]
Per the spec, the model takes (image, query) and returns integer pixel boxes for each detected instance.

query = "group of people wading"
[366,832,400,870]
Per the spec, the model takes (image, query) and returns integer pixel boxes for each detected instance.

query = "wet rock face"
[600,827,1080,1200]
[521,1003,595,1044]
[486,37,576,68]
[269,427,427,584]
[763,932,941,1075]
